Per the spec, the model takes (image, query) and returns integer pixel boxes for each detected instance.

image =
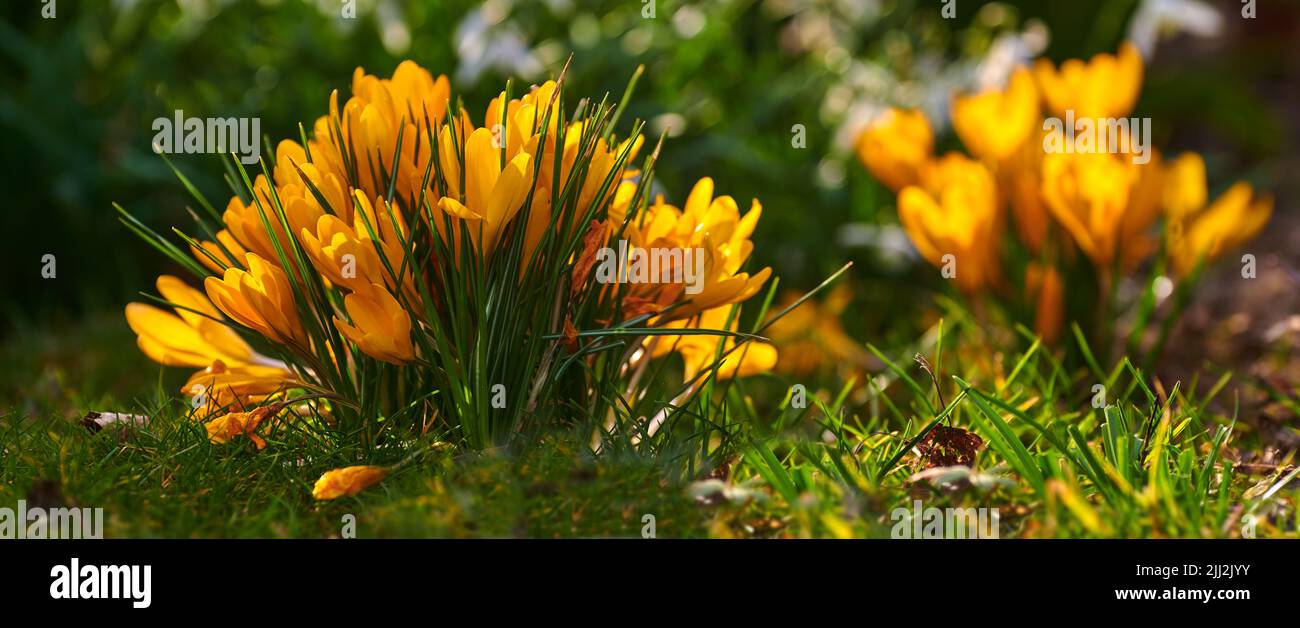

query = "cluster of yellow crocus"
[455,81,644,264]
[178,63,442,375]
[856,42,1271,343]
[127,60,777,497]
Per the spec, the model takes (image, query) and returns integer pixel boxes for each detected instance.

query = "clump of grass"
[728,315,1299,539]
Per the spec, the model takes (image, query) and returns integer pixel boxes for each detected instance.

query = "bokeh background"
[2,0,1297,414]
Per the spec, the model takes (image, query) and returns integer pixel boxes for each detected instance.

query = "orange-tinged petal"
[312,465,389,500]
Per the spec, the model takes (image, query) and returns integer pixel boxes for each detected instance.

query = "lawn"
[5,304,1297,539]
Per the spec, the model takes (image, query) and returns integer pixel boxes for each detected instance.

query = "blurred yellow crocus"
[1001,129,1051,253]
[1034,42,1143,119]
[897,154,1002,293]
[1040,151,1135,269]
[1164,152,1210,223]
[1119,153,1165,271]
[952,67,1040,163]
[854,108,934,192]
[312,465,389,500]
[766,283,870,376]
[205,252,309,348]
[1164,152,1272,276]
[333,282,415,364]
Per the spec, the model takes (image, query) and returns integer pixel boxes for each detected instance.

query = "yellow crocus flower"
[952,67,1040,162]
[125,277,298,415]
[312,465,389,500]
[1163,152,1209,222]
[125,275,256,368]
[436,126,535,256]
[854,108,933,192]
[340,61,452,202]
[622,178,772,321]
[766,284,871,376]
[605,180,639,228]
[1001,127,1051,253]
[221,175,294,264]
[299,214,387,293]
[484,82,642,206]
[522,126,642,263]
[1119,152,1165,271]
[333,282,415,364]
[1164,152,1272,276]
[558,121,644,215]
[205,252,309,348]
[483,80,561,161]
[1034,42,1143,119]
[273,139,352,229]
[346,192,420,303]
[1040,151,1135,268]
[205,62,451,282]
[897,153,1002,293]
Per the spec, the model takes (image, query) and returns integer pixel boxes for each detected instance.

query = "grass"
[3,305,1299,539]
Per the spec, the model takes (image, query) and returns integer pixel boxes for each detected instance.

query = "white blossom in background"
[454,0,545,85]
[376,0,411,55]
[835,223,917,269]
[973,23,1049,90]
[1127,0,1223,59]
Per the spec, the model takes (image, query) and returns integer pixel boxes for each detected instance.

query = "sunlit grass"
[6,301,1297,538]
